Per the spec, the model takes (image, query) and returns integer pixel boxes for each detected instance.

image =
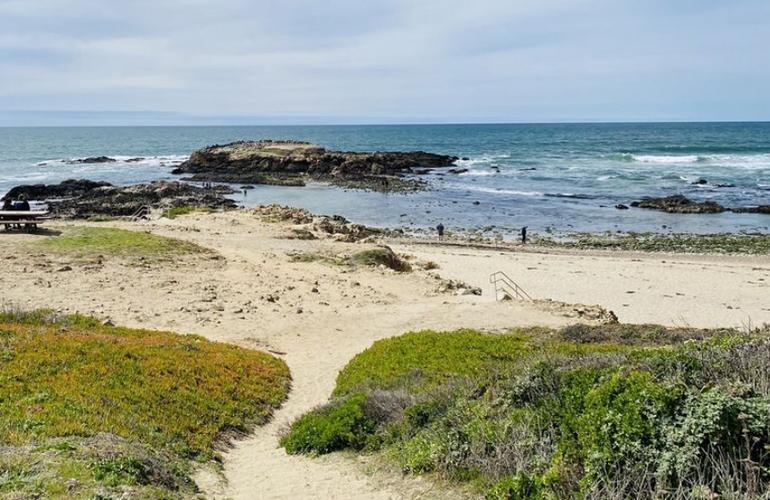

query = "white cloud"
[0,0,768,122]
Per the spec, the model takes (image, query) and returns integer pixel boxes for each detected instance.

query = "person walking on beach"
[436,223,445,240]
[521,226,528,244]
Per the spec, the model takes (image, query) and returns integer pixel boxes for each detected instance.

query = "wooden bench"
[0,211,50,232]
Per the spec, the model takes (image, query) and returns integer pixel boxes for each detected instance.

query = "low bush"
[281,394,374,454]
[282,325,770,499]
[349,246,412,272]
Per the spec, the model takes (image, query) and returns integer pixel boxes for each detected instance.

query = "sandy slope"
[1,210,768,499]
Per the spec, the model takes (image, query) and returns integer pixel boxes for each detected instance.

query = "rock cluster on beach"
[3,179,112,201]
[629,194,769,215]
[4,179,236,218]
[172,140,459,191]
[733,205,770,214]
[253,204,381,243]
[630,195,726,214]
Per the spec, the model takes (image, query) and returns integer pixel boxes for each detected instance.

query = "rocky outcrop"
[172,140,459,192]
[252,204,381,242]
[2,179,111,201]
[630,195,725,214]
[732,205,770,214]
[68,156,117,164]
[629,195,770,215]
[4,180,236,218]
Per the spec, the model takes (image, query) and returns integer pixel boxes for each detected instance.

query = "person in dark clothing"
[521,226,528,244]
[13,195,30,211]
[436,223,445,240]
[2,198,12,211]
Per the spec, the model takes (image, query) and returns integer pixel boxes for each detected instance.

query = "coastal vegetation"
[0,309,290,498]
[38,227,208,258]
[348,247,412,272]
[282,324,770,499]
[535,232,770,255]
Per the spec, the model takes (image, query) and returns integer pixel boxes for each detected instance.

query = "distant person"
[2,198,12,211]
[436,223,445,240]
[13,195,30,211]
[521,226,528,244]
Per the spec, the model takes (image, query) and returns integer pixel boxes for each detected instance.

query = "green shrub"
[570,371,681,485]
[282,394,375,454]
[90,456,150,487]
[486,473,543,500]
[349,246,412,272]
[659,387,770,490]
[285,325,770,498]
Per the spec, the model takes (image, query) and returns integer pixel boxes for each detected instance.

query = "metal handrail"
[130,205,151,221]
[489,271,532,301]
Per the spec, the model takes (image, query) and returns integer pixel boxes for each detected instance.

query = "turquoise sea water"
[0,123,769,235]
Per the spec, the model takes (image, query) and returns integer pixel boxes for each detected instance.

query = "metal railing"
[489,271,532,301]
[130,205,151,221]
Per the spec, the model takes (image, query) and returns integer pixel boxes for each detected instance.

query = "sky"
[0,0,768,125]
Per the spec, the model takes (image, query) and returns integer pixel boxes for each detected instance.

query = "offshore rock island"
[171,140,459,191]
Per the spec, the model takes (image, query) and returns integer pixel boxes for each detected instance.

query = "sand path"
[2,212,768,499]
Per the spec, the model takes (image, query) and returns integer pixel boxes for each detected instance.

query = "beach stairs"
[489,271,532,301]
[130,205,152,221]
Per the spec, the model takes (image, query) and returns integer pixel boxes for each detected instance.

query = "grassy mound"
[0,310,290,498]
[349,246,412,272]
[38,227,207,257]
[281,324,770,499]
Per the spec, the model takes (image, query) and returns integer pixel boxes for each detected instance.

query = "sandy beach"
[2,208,768,499]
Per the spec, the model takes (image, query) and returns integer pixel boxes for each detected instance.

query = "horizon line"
[1,119,770,128]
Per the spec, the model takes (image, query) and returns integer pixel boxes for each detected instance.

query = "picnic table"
[0,211,50,232]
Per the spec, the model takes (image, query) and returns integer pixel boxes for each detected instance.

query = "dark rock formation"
[615,204,629,210]
[2,179,111,201]
[68,156,116,164]
[4,180,235,218]
[732,205,770,214]
[630,195,726,214]
[172,140,459,192]
[56,181,236,218]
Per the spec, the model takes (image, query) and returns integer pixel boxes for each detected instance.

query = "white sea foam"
[458,170,497,177]
[38,155,188,169]
[454,185,544,197]
[633,154,700,164]
[630,153,770,169]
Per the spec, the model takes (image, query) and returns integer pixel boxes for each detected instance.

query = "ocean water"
[1,123,769,235]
